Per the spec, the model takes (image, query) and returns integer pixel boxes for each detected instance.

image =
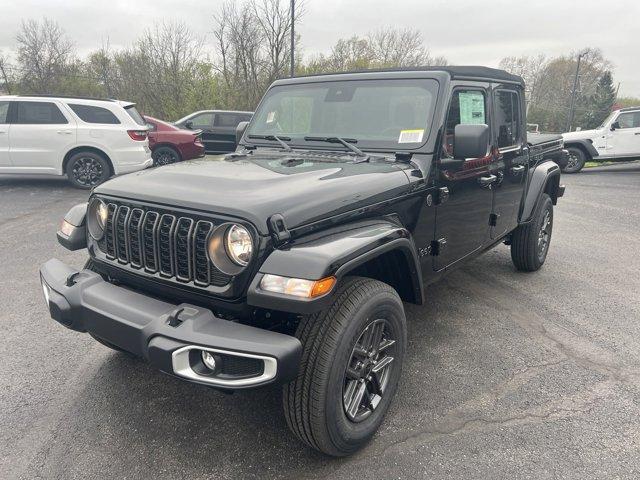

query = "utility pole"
[290,0,295,78]
[566,51,587,132]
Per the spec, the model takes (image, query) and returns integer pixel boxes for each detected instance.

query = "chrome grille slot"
[105,203,117,258]
[95,200,232,289]
[158,214,176,277]
[193,221,213,285]
[174,217,194,282]
[115,206,131,263]
[128,208,144,268]
[142,211,159,272]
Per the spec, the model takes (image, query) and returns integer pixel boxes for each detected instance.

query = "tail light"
[127,130,148,141]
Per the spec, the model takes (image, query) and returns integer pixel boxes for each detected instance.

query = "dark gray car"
[174,110,253,154]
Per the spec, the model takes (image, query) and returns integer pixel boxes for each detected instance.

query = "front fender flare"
[520,160,561,224]
[564,139,599,159]
[247,219,423,314]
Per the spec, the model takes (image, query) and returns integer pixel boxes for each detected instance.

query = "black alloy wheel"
[153,146,180,166]
[563,147,586,173]
[65,152,110,189]
[343,318,396,423]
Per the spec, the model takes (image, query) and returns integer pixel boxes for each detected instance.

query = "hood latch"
[268,214,291,245]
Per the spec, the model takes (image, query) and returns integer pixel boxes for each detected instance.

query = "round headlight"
[224,224,253,266]
[87,198,109,240]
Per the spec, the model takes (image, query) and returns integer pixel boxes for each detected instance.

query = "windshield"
[247,78,439,150]
[598,111,617,129]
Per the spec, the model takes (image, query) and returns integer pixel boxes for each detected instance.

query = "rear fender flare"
[520,160,561,223]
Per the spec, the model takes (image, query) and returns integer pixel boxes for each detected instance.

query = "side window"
[15,101,68,124]
[214,113,241,127]
[0,101,9,124]
[443,89,487,157]
[615,112,640,129]
[494,90,521,148]
[190,113,214,129]
[68,104,120,124]
[146,121,157,131]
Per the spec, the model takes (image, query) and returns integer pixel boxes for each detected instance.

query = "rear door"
[9,100,76,174]
[0,101,9,168]
[186,112,216,152]
[434,84,494,271]
[490,87,527,239]
[607,111,640,158]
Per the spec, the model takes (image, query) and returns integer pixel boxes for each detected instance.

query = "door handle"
[478,174,497,187]
[57,130,72,135]
[510,165,525,175]
[634,132,640,135]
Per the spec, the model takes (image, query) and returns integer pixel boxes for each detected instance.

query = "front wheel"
[562,147,586,173]
[510,193,553,272]
[283,277,406,456]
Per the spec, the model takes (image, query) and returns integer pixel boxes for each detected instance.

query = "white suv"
[562,107,640,173]
[0,95,153,188]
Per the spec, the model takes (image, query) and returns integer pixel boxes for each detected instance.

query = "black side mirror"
[185,120,194,130]
[236,121,249,145]
[611,121,620,131]
[453,124,490,160]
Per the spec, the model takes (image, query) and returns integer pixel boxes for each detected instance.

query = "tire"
[283,276,407,456]
[510,193,553,272]
[563,147,586,173]
[65,151,111,189]
[152,146,181,166]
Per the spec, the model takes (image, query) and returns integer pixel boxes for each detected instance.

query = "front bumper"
[39,258,301,389]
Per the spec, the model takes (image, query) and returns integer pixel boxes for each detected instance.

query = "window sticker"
[266,111,276,124]
[398,129,424,143]
[459,91,485,124]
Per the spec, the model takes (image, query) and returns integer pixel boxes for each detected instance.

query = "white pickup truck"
[562,106,640,173]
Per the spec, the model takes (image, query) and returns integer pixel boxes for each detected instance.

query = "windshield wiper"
[248,134,292,151]
[304,136,369,161]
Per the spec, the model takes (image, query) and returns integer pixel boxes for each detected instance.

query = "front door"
[186,112,216,153]
[490,87,527,239]
[608,111,640,158]
[434,85,494,271]
[210,112,245,153]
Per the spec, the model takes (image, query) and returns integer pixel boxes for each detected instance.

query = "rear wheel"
[563,147,586,173]
[283,276,406,456]
[152,146,180,166]
[66,151,111,189]
[510,193,553,272]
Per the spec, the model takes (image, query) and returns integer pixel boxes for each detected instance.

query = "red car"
[144,115,205,166]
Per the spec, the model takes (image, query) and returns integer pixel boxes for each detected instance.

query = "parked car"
[173,109,253,154]
[0,95,152,188]
[562,106,640,173]
[42,66,564,456]
[144,115,205,166]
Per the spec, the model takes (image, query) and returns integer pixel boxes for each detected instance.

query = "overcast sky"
[1,0,638,96]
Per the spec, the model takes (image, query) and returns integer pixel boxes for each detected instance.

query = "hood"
[562,129,601,141]
[95,151,411,235]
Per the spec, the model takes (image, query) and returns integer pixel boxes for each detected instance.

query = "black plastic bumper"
[39,258,302,389]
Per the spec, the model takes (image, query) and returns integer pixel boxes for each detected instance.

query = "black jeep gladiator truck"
[41,66,565,457]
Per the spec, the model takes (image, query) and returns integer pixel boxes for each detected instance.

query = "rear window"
[68,104,120,124]
[0,102,9,124]
[124,105,146,126]
[15,101,68,124]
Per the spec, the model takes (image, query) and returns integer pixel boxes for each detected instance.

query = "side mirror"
[611,121,620,131]
[185,120,194,130]
[236,121,249,145]
[453,124,490,160]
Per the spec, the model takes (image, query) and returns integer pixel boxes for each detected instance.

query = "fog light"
[41,279,51,307]
[201,351,218,371]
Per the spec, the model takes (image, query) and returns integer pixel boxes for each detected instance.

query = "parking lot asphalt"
[1,161,640,480]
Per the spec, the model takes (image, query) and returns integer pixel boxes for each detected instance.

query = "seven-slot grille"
[99,201,231,287]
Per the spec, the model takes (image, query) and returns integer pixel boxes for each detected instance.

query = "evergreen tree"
[579,71,616,129]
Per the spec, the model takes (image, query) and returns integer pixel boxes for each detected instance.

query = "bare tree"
[0,52,12,94]
[499,54,548,112]
[16,18,74,93]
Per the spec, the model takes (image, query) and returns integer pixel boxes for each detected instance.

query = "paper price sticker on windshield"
[266,111,276,124]
[398,129,424,143]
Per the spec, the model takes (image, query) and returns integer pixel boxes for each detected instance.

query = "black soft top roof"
[284,65,524,86]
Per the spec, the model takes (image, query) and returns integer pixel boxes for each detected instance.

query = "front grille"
[98,201,231,288]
